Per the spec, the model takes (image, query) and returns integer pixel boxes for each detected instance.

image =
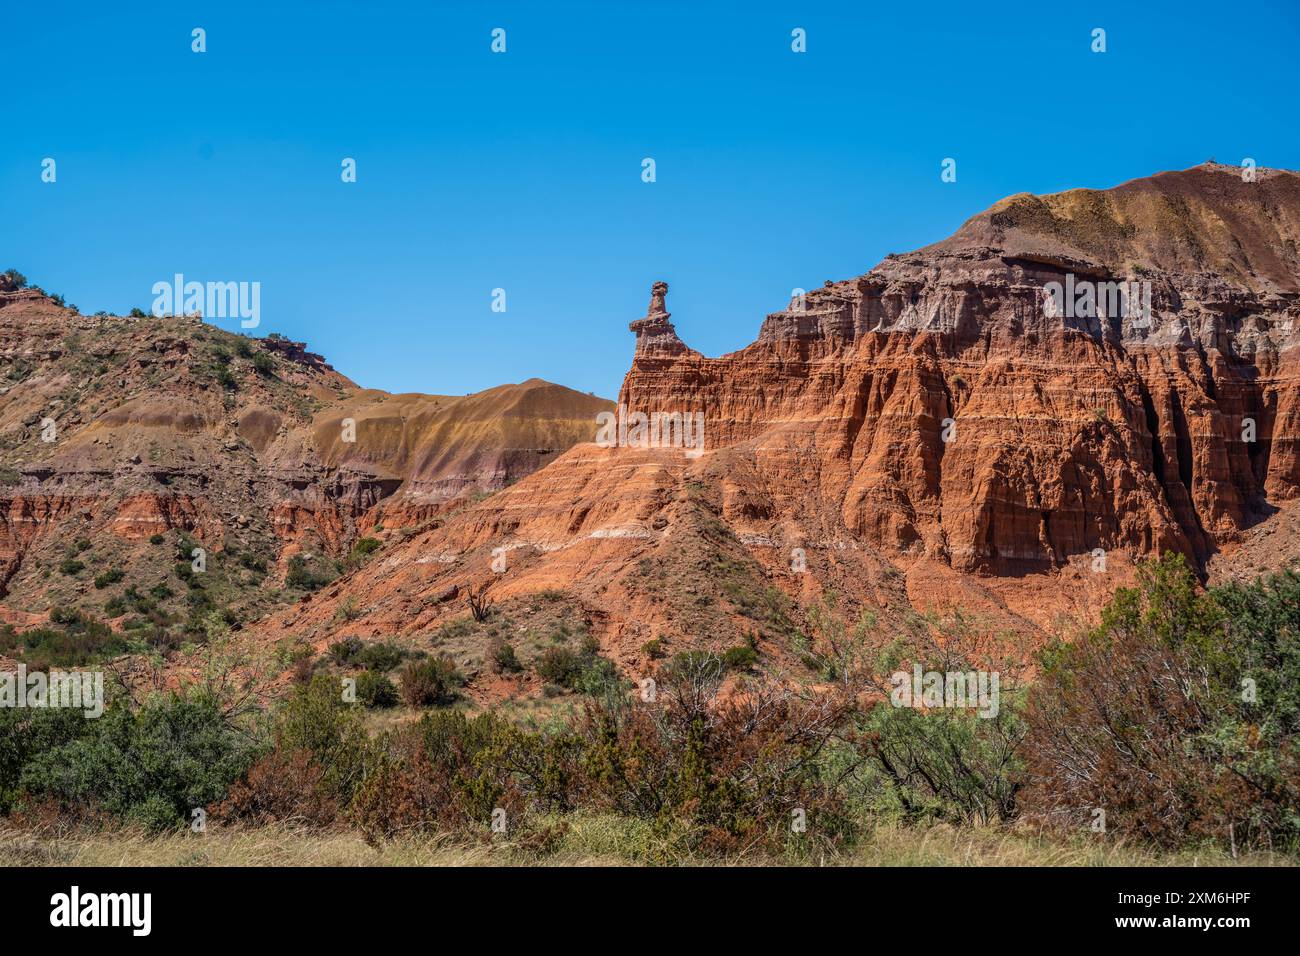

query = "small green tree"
[356,671,398,708]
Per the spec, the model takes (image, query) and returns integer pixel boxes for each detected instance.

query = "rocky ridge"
[0,274,611,630]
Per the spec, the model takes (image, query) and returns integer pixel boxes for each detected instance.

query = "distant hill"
[0,272,612,641]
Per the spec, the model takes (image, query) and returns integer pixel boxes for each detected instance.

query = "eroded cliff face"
[621,163,1300,574]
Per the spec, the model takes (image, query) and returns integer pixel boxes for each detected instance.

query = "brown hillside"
[0,274,611,640]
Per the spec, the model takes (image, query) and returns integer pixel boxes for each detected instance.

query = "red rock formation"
[242,164,1300,705]
[620,162,1300,574]
[9,164,1300,706]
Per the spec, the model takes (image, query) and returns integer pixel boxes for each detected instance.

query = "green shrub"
[0,611,128,669]
[358,642,405,673]
[1023,554,1300,850]
[58,559,85,576]
[399,657,462,707]
[185,590,214,619]
[432,616,475,643]
[285,555,331,591]
[334,597,362,622]
[576,657,625,697]
[328,636,363,666]
[0,707,94,813]
[356,671,398,708]
[723,644,759,670]
[489,638,522,674]
[16,691,258,831]
[856,691,1025,825]
[238,551,269,574]
[535,635,617,695]
[275,675,372,804]
[251,351,276,376]
[536,647,584,688]
[342,538,382,572]
[146,627,181,654]
[121,586,155,614]
[93,568,125,589]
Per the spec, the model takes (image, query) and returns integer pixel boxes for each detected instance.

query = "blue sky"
[3,0,1298,399]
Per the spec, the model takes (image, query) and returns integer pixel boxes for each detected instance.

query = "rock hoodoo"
[628,281,691,357]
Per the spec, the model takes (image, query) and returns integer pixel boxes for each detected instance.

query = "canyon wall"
[620,163,1300,574]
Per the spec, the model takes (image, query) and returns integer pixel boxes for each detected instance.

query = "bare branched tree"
[466,585,493,623]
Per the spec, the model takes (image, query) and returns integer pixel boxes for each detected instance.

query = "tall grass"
[1,818,1289,868]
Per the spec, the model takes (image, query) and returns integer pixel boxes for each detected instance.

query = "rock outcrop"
[629,281,692,357]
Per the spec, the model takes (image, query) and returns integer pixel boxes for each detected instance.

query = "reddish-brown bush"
[214,748,339,828]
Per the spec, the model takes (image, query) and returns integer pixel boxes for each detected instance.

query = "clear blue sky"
[4,0,1297,399]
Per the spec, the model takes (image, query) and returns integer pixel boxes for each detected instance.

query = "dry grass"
[1,819,1291,867]
[848,823,1290,867]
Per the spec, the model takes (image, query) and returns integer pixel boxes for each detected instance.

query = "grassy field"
[2,819,1291,867]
